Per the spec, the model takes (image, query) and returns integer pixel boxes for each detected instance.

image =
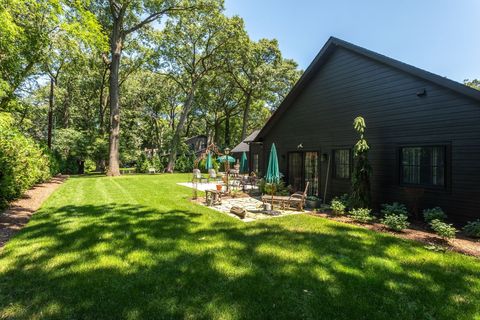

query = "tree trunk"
[166,89,195,172]
[106,21,123,176]
[241,92,252,140]
[47,77,54,149]
[224,113,231,147]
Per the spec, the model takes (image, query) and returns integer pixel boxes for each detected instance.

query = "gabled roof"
[231,130,260,153]
[256,36,480,140]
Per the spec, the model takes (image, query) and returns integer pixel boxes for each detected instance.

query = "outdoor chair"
[261,182,309,211]
[208,169,221,183]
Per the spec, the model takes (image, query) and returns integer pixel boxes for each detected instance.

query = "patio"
[178,182,303,222]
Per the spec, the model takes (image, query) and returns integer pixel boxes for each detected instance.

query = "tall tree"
[95,0,204,176]
[155,8,242,172]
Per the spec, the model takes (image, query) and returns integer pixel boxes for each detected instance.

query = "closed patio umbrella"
[205,152,213,170]
[265,143,280,183]
[240,152,248,174]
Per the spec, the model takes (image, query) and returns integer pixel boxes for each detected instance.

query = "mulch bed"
[308,211,480,258]
[0,175,69,249]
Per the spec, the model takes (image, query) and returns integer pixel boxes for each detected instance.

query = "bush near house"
[382,213,410,231]
[330,199,346,215]
[430,219,456,240]
[0,113,57,207]
[349,208,374,223]
[463,220,480,238]
[423,207,447,223]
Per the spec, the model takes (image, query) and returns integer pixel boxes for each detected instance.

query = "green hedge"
[0,113,58,207]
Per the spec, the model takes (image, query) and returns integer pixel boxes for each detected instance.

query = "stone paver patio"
[178,182,303,222]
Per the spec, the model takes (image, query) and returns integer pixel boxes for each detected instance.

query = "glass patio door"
[287,151,319,196]
[288,153,303,192]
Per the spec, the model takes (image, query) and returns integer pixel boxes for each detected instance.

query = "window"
[400,146,446,187]
[252,154,259,174]
[334,149,351,179]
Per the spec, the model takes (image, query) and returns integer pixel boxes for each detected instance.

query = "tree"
[92,0,207,176]
[350,116,372,208]
[155,8,243,172]
[464,79,480,90]
[228,38,282,140]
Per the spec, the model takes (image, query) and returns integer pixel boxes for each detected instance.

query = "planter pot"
[216,184,222,191]
[306,199,321,209]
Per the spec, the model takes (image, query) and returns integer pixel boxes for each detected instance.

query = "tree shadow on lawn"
[0,203,479,319]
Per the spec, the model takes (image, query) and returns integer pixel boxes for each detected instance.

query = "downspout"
[323,153,331,204]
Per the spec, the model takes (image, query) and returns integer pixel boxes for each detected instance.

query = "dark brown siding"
[258,47,480,223]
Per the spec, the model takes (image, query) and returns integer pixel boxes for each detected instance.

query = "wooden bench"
[261,182,309,211]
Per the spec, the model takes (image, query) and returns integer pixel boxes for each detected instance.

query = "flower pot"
[216,184,222,191]
[306,199,321,209]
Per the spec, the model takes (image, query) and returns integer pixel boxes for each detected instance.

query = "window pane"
[401,146,445,186]
[334,149,350,179]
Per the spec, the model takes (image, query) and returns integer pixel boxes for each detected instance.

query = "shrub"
[0,112,53,207]
[463,220,480,238]
[330,199,346,215]
[349,208,373,223]
[423,207,447,223]
[381,202,408,216]
[382,214,410,231]
[260,180,289,196]
[430,219,456,240]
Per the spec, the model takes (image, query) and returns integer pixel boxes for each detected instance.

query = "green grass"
[0,174,479,320]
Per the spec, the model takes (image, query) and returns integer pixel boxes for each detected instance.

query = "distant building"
[185,135,208,155]
[231,130,260,173]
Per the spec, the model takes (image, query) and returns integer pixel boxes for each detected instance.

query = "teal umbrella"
[265,143,280,183]
[240,152,248,174]
[205,152,213,170]
[217,155,235,163]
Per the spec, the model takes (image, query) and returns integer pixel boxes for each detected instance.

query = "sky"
[224,0,480,83]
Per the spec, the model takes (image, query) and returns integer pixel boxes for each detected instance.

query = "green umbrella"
[240,152,248,174]
[205,152,213,170]
[217,155,236,163]
[265,143,280,183]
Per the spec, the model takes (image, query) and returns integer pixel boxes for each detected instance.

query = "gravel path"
[0,175,68,248]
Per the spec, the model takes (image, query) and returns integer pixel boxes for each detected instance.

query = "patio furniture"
[120,168,136,174]
[205,189,222,206]
[148,168,156,174]
[192,169,207,184]
[261,182,309,211]
[208,169,221,183]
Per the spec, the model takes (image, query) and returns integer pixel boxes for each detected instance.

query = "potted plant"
[306,195,321,209]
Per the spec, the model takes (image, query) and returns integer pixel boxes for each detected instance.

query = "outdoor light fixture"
[416,88,427,96]
[224,147,230,155]
[297,143,303,149]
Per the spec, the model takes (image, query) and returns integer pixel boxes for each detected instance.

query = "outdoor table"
[205,189,222,206]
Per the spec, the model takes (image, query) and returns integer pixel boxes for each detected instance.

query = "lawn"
[0,174,479,320]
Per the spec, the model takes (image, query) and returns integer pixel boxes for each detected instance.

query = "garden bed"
[308,210,480,257]
[0,175,68,248]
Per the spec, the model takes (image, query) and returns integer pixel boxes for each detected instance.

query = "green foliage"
[0,112,55,206]
[259,180,289,196]
[350,116,371,209]
[382,214,410,231]
[174,153,195,173]
[84,159,96,173]
[136,153,165,173]
[422,207,447,223]
[430,219,456,240]
[349,208,373,223]
[381,202,408,216]
[462,220,480,238]
[330,199,346,215]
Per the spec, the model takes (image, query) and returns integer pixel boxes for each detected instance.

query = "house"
[231,130,260,162]
[185,135,208,156]
[251,37,480,223]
